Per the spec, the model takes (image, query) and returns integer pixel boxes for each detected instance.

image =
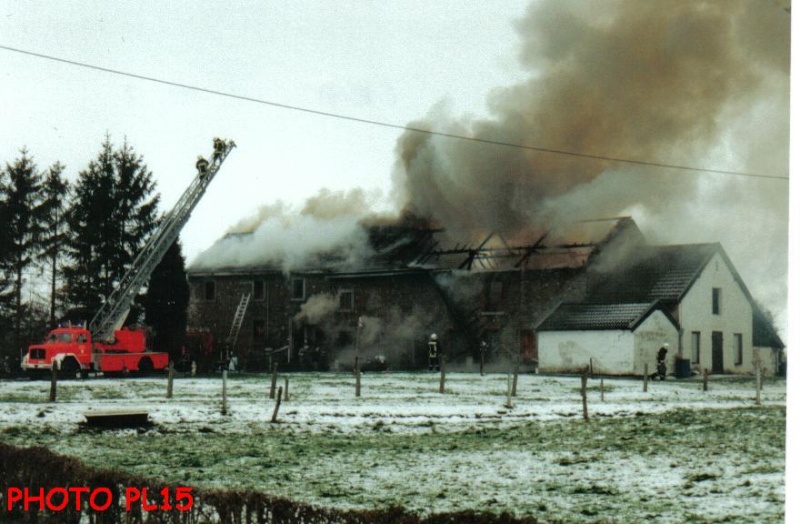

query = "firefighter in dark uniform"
[656,343,669,380]
[213,137,226,161]
[428,333,440,371]
[196,156,209,176]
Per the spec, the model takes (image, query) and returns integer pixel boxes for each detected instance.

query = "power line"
[0,43,789,182]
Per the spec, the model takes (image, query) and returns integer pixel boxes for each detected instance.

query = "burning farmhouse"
[184,214,783,377]
[186,2,787,378]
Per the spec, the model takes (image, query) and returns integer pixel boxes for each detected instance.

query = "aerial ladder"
[90,138,236,341]
[22,138,236,376]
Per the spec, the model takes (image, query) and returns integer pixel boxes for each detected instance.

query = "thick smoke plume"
[393,0,789,324]
[190,189,378,273]
[192,1,789,330]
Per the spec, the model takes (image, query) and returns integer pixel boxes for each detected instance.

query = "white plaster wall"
[754,346,781,378]
[633,311,680,375]
[538,311,679,375]
[538,330,635,375]
[678,252,753,374]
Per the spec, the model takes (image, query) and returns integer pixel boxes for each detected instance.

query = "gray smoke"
[393,0,789,329]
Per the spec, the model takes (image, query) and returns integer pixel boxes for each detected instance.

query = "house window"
[291,278,305,301]
[734,333,743,365]
[253,280,265,301]
[484,280,504,312]
[204,281,216,301]
[691,331,701,364]
[339,290,354,311]
[712,288,721,315]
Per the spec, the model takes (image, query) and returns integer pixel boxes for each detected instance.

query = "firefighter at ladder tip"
[197,137,236,175]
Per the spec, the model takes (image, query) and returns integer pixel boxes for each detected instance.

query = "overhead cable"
[0,44,789,182]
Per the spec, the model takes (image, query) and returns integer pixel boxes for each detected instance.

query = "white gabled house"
[535,243,784,377]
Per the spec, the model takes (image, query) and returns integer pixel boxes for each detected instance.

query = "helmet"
[662,343,669,349]
[430,333,438,341]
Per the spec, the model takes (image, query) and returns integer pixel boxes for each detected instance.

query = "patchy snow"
[0,372,786,523]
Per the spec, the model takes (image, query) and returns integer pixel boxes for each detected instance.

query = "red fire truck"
[21,138,236,377]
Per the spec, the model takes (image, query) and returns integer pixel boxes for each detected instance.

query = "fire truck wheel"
[60,358,80,379]
[138,357,154,375]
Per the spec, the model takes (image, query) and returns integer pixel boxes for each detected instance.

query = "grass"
[0,373,787,523]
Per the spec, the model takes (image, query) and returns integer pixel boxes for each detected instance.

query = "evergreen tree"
[39,162,70,325]
[0,166,14,345]
[2,150,46,348]
[143,240,189,359]
[65,136,160,323]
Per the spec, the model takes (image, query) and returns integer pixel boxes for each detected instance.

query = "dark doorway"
[712,331,724,374]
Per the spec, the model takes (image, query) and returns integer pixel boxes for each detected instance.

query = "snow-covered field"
[0,372,786,523]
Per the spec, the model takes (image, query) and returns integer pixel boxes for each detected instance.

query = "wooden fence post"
[269,363,278,399]
[49,363,58,402]
[166,361,174,399]
[221,370,228,416]
[581,367,589,422]
[505,374,513,408]
[284,377,290,402]
[643,363,648,393]
[439,354,446,394]
[755,363,762,406]
[271,386,283,423]
[511,358,520,397]
[600,377,605,402]
[702,368,709,392]
[355,357,362,398]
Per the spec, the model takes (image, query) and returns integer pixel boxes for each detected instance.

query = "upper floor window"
[253,280,266,301]
[291,278,305,301]
[712,288,721,315]
[484,280,504,312]
[204,281,216,301]
[339,290,354,311]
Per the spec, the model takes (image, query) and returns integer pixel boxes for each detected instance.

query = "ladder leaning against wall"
[225,293,251,367]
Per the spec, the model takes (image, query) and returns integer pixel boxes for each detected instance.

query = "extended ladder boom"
[90,138,236,342]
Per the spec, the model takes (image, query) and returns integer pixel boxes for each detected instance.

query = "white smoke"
[189,189,378,273]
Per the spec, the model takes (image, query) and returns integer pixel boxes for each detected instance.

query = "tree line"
[0,136,189,370]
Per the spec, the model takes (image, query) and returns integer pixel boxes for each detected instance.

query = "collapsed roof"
[188,216,642,276]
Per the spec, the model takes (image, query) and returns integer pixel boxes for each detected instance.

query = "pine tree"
[143,240,189,359]
[65,136,160,324]
[39,162,70,325]
[0,166,14,343]
[2,150,47,348]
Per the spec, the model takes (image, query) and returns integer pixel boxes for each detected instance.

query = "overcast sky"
[0,1,795,337]
[0,1,533,260]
